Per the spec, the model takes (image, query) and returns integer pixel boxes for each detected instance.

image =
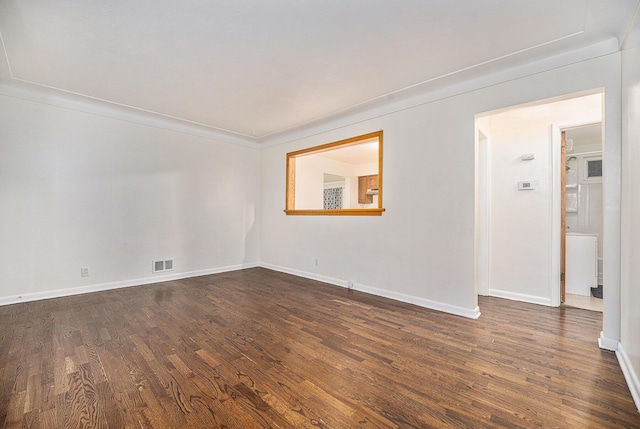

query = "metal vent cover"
[153,259,174,273]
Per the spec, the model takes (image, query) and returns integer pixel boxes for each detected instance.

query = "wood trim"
[285,153,296,210]
[286,131,383,158]
[285,131,384,215]
[378,130,383,209]
[284,208,385,216]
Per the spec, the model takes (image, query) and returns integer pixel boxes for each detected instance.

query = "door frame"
[551,122,602,307]
[476,88,620,351]
[551,121,606,307]
[475,129,490,297]
[561,131,567,304]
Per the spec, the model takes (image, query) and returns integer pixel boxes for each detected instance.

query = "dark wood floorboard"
[1,267,638,428]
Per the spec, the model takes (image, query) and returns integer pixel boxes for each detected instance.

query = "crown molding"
[0,36,620,151]
[620,0,640,50]
[0,79,261,149]
[258,37,619,147]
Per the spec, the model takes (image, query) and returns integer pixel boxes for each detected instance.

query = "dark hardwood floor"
[1,267,638,428]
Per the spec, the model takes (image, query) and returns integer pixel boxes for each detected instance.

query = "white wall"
[478,95,602,305]
[482,114,554,303]
[260,53,621,319]
[620,13,640,410]
[0,94,261,303]
[565,149,604,266]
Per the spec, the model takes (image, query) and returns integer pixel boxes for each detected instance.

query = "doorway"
[476,88,621,351]
[475,91,604,307]
[561,124,604,312]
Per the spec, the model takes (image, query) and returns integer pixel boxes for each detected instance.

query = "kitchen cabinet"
[358,174,378,204]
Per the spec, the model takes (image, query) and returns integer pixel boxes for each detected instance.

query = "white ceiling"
[0,1,637,144]
[316,140,379,165]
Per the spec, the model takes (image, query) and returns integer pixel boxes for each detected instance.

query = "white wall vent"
[153,259,174,273]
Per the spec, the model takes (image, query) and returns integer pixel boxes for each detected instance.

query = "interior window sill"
[284,208,385,216]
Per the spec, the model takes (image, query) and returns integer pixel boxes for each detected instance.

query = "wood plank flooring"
[1,267,638,428]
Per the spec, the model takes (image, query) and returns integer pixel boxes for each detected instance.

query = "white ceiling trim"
[0,32,621,149]
[0,34,619,150]
[0,79,261,148]
[259,37,620,147]
[0,1,592,136]
[0,27,590,145]
[0,29,12,77]
[1,0,636,144]
[0,24,260,146]
[0,35,618,149]
[620,1,640,49]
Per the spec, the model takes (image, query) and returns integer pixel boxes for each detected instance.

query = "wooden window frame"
[285,131,385,216]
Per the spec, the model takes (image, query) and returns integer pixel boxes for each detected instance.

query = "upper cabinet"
[358,174,378,204]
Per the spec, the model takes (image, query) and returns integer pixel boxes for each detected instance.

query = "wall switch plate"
[315,259,319,266]
[518,180,537,190]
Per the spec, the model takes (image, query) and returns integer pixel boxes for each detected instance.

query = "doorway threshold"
[563,293,603,312]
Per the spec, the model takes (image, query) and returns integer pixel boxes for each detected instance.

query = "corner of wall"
[0,263,259,307]
[259,263,481,320]
[617,342,640,412]
[598,332,619,351]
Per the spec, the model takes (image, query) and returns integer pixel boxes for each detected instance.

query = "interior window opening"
[285,131,384,216]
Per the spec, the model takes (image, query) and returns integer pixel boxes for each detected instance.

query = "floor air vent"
[153,259,174,273]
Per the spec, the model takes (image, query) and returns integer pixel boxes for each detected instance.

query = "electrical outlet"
[80,267,90,277]
[315,258,319,266]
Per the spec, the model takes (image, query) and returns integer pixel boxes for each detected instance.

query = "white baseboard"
[617,342,640,412]
[259,263,349,289]
[356,282,481,319]
[0,262,259,306]
[488,288,552,307]
[598,331,619,351]
[2,261,481,320]
[260,263,481,319]
[3,260,634,411]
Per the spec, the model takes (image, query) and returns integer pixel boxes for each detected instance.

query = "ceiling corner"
[0,31,12,80]
[620,0,640,49]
